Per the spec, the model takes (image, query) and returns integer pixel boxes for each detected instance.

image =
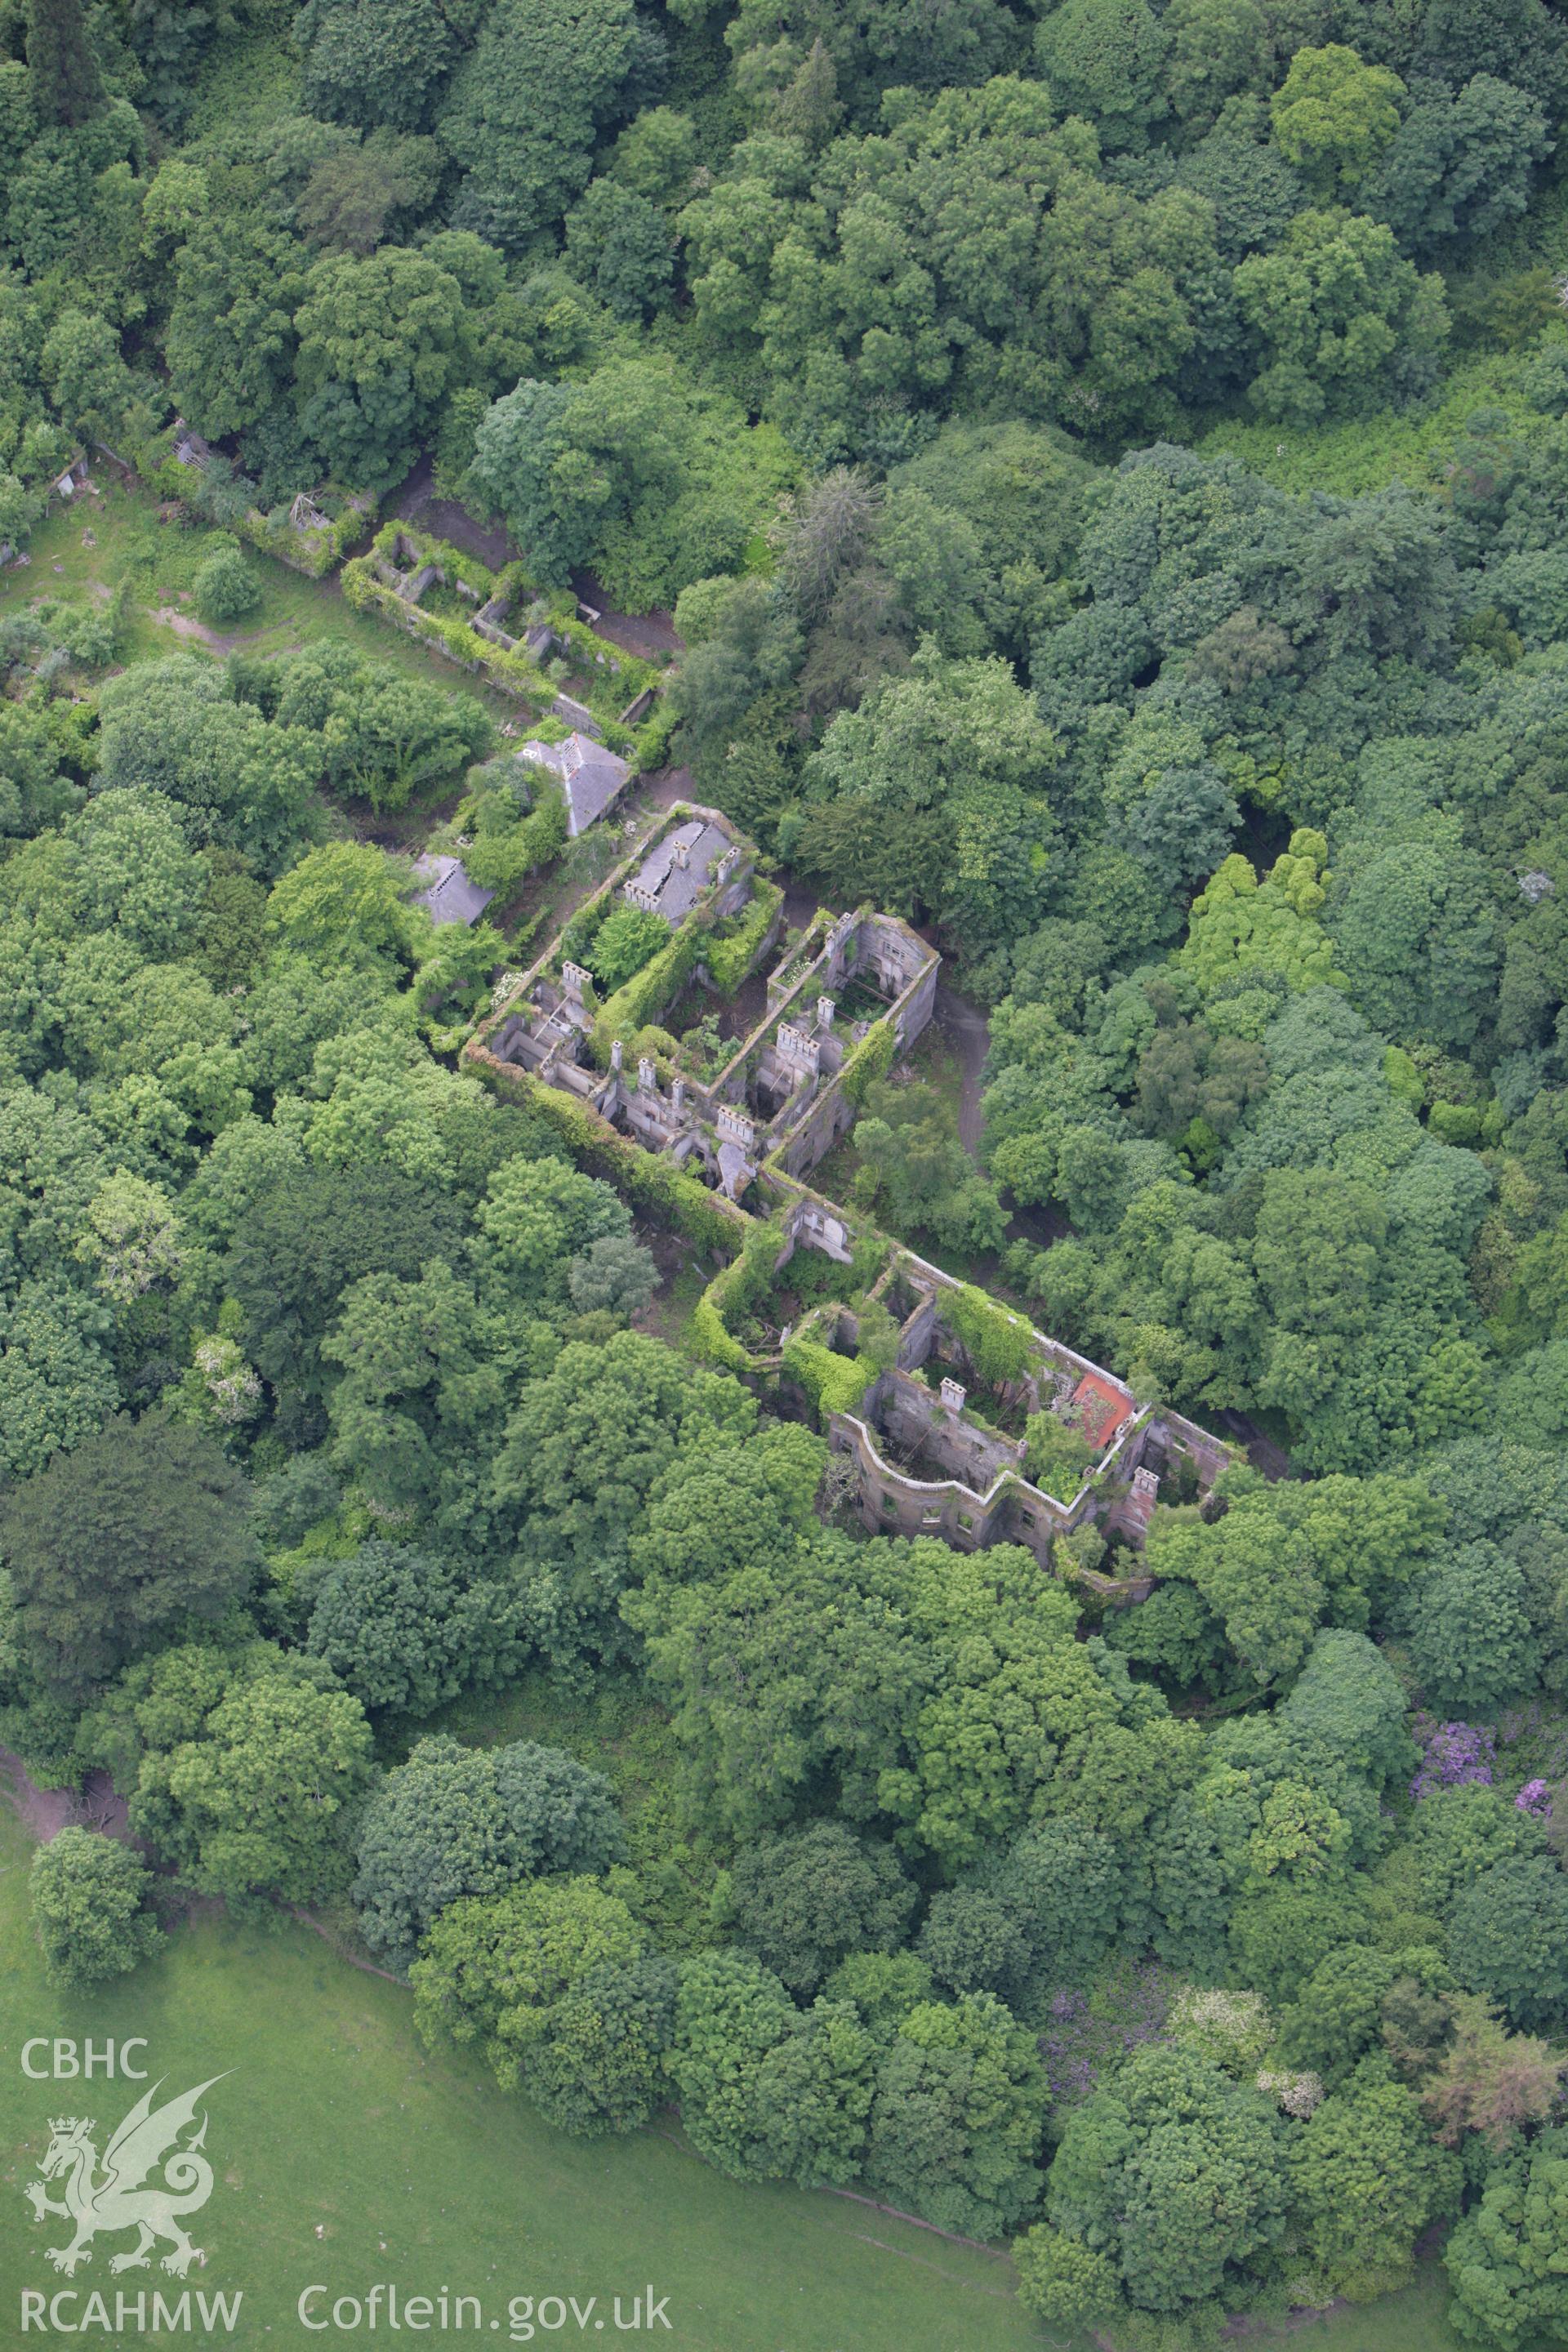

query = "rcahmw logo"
[20,2053,241,2336]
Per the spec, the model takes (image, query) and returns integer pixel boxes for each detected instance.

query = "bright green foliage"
[861,1993,1046,2238]
[74,1170,184,1305]
[1013,2224,1119,2332]
[491,1330,757,1666]
[589,906,670,993]
[1288,2065,1462,2296]
[94,657,320,875]
[668,1949,875,2186]
[192,543,261,626]
[292,245,471,487]
[1179,834,1344,998]
[794,648,1057,956]
[29,1827,161,1989]
[167,220,311,440]
[1445,2127,1568,2351]
[1235,209,1449,425]
[1269,47,1405,196]
[131,1658,375,1910]
[472,1154,631,1307]
[266,844,412,968]
[470,359,795,607]
[412,1877,648,2096]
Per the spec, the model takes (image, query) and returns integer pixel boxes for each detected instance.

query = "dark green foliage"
[298,0,467,133]
[860,1993,1047,2238]
[563,180,675,320]
[252,1452,342,1551]
[353,1735,627,1973]
[26,0,101,127]
[1449,1856,1568,2034]
[224,1162,466,1399]
[726,1823,917,1996]
[1047,2043,1287,2314]
[8,0,1568,2321]
[1287,2064,1462,2295]
[916,1888,1031,1999]
[1,1416,257,1703]
[305,1544,497,1717]
[518,1953,678,2136]
[566,1235,657,1318]
[440,0,639,247]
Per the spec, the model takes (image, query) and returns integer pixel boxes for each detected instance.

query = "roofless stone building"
[467,804,1228,1581]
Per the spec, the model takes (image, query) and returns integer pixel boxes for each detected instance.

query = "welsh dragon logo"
[24,2076,229,2278]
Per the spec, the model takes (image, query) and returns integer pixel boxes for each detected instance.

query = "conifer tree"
[26,0,104,127]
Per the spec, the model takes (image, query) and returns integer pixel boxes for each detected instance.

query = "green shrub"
[193,542,261,626]
[468,1053,746,1254]
[29,1829,162,1990]
[593,924,703,1057]
[590,905,672,991]
[461,790,568,898]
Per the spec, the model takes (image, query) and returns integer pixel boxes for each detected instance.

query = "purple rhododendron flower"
[1410,1715,1496,1801]
[1516,1778,1554,1819]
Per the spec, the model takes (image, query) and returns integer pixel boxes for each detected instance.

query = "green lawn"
[0,1809,1046,2352]
[0,479,522,718]
[0,1804,1473,2352]
[1288,2270,1466,2352]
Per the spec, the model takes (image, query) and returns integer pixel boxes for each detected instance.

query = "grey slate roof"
[626,818,730,924]
[519,731,630,837]
[412,853,495,928]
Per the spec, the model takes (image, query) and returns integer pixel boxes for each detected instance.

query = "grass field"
[0,1802,1474,2352]
[0,1808,1050,2352]
[0,477,523,719]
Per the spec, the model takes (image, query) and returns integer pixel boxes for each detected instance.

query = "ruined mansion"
[468,804,1228,1579]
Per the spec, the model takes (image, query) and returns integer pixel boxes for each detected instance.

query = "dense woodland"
[9,0,1568,2345]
